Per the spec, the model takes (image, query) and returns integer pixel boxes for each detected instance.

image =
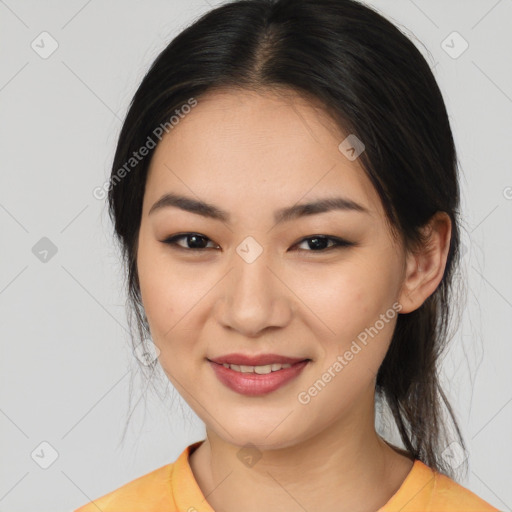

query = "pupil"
[189,235,206,249]
[309,237,327,250]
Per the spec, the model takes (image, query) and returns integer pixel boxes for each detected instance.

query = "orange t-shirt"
[74,440,500,512]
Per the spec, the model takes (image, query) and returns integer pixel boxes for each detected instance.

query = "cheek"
[136,239,211,373]
[292,262,381,337]
[295,256,398,369]
[137,265,193,377]
[136,238,181,345]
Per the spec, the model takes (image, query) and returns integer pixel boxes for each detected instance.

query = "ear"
[398,211,452,314]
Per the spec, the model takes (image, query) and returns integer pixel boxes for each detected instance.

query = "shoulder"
[73,461,176,512]
[73,440,205,512]
[429,469,499,511]
[395,460,500,512]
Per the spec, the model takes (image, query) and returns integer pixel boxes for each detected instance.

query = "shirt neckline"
[173,440,432,512]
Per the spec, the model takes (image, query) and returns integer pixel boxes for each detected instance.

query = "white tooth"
[227,363,295,373]
[254,365,272,374]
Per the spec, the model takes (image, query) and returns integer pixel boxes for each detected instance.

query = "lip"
[208,358,310,396]
[208,353,308,366]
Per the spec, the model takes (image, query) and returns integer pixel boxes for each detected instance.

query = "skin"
[136,88,452,512]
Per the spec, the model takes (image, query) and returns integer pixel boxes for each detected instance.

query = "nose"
[215,244,293,337]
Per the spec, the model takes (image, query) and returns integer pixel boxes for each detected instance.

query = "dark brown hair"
[107,0,466,479]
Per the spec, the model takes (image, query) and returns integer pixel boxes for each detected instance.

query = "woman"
[75,0,499,510]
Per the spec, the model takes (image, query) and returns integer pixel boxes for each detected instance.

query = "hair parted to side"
[107,0,467,479]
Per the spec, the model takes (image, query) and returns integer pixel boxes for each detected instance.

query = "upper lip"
[208,353,309,366]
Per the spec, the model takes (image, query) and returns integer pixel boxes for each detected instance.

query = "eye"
[161,233,355,253]
[292,235,355,252]
[161,233,219,251]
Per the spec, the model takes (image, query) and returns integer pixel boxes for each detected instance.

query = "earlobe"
[397,212,452,314]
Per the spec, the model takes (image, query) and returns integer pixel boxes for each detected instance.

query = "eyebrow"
[148,192,369,224]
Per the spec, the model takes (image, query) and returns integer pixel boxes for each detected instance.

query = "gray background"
[1,0,511,511]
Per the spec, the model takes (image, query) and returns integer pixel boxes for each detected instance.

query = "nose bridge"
[218,236,290,335]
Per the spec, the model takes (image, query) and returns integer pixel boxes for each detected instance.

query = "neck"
[189,392,414,512]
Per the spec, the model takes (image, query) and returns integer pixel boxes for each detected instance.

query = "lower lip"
[208,360,310,396]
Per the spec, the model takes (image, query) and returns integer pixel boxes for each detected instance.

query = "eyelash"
[161,233,355,254]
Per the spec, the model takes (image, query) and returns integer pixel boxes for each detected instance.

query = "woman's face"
[137,88,409,449]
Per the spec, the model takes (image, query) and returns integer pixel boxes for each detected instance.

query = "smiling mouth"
[207,358,311,396]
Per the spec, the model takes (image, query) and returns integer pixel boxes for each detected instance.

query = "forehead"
[144,88,381,219]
